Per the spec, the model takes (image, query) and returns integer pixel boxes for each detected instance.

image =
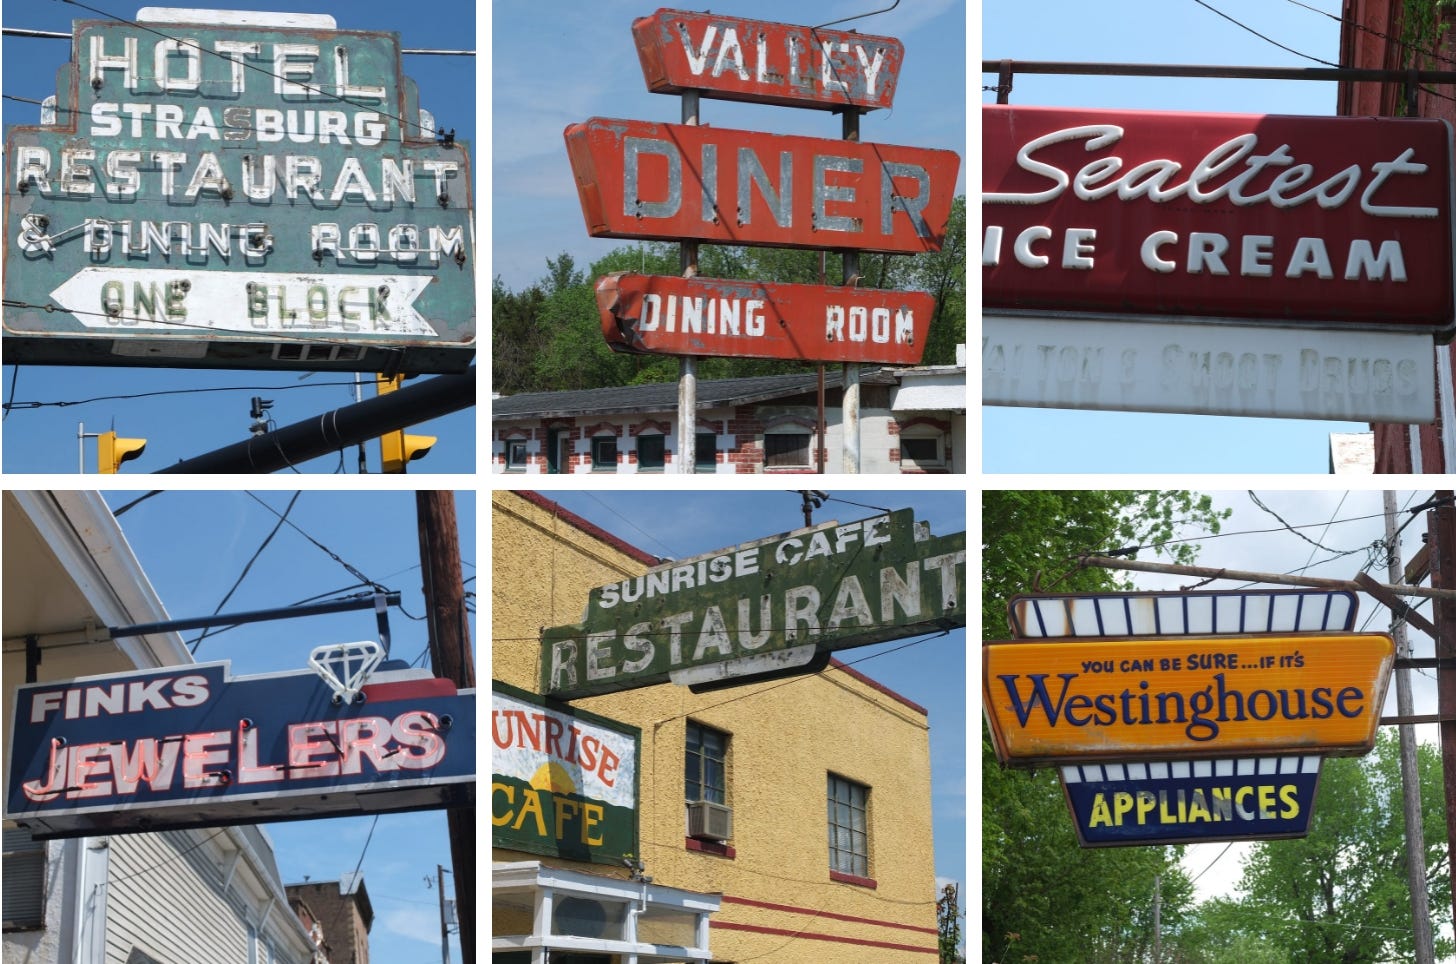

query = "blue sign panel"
[6,660,475,838]
[3,12,474,373]
[1061,756,1321,847]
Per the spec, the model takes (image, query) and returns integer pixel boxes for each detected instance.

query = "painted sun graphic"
[529,762,577,796]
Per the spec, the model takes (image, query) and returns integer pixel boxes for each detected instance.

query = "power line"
[1189,0,1341,67]
[244,491,380,590]
[3,377,364,411]
[189,491,299,653]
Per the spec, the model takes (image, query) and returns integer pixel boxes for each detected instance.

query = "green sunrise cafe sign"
[492,682,640,863]
[540,508,967,700]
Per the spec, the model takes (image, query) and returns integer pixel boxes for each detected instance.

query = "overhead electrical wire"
[3,378,365,411]
[1189,0,1341,66]
[189,491,300,653]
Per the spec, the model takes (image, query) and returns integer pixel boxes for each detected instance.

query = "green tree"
[491,275,547,395]
[982,491,1230,963]
[1160,898,1290,964]
[1217,731,1452,963]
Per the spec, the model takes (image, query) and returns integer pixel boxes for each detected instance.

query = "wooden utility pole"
[1385,492,1435,964]
[1428,493,1456,932]
[417,491,475,963]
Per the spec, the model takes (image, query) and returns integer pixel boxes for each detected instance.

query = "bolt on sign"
[541,508,966,700]
[3,9,475,373]
[596,271,934,364]
[982,632,1395,767]
[566,117,960,255]
[1060,755,1322,847]
[5,661,476,838]
[983,105,1456,335]
[631,9,905,111]
[1008,589,1359,638]
[492,682,639,864]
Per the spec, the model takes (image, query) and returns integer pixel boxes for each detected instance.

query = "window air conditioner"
[687,800,732,841]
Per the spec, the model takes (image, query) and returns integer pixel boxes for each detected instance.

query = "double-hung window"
[685,722,727,803]
[827,774,869,878]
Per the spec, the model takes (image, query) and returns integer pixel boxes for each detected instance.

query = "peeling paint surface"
[565,116,959,254]
[632,9,904,111]
[596,271,934,364]
[541,507,966,699]
[3,16,475,372]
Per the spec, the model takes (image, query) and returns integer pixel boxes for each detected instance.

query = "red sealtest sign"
[595,272,933,364]
[565,117,961,254]
[983,105,1456,333]
[631,8,904,111]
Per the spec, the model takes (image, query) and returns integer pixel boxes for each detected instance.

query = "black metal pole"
[981,60,1456,86]
[109,592,400,638]
[157,368,474,474]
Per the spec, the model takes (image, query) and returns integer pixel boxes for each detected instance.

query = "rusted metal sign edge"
[983,632,1396,767]
[564,117,960,254]
[632,8,904,111]
[595,271,933,364]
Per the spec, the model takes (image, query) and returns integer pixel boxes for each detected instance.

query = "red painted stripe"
[362,678,456,701]
[829,658,928,716]
[721,895,938,936]
[712,920,938,954]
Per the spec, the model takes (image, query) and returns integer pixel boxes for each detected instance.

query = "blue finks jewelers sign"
[1060,756,1321,847]
[3,9,474,373]
[5,661,476,838]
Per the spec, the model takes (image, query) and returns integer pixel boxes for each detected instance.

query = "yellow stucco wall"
[492,491,941,962]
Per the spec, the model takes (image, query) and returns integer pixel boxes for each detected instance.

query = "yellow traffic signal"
[381,430,437,473]
[375,374,434,473]
[99,431,146,474]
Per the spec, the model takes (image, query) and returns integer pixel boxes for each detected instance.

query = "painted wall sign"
[565,117,960,254]
[983,105,1456,335]
[5,660,475,838]
[631,9,904,111]
[541,508,966,700]
[1060,756,1321,847]
[983,314,1436,423]
[1009,589,1359,639]
[983,632,1395,766]
[3,13,475,373]
[596,271,933,364]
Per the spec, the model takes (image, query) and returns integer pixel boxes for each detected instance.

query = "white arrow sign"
[50,268,438,337]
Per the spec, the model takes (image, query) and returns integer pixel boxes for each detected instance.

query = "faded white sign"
[983,314,1435,423]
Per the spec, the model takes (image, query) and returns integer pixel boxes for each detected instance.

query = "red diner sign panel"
[596,272,934,364]
[632,8,904,111]
[565,117,960,254]
[983,105,1456,333]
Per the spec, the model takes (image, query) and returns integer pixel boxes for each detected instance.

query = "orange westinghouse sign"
[983,632,1395,766]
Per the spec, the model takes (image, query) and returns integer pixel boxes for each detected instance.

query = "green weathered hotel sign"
[492,682,639,864]
[541,508,966,699]
[3,10,474,373]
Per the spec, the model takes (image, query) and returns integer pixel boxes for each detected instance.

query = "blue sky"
[536,489,968,897]
[493,0,967,294]
[981,0,1380,472]
[1,1,477,474]
[100,489,475,963]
